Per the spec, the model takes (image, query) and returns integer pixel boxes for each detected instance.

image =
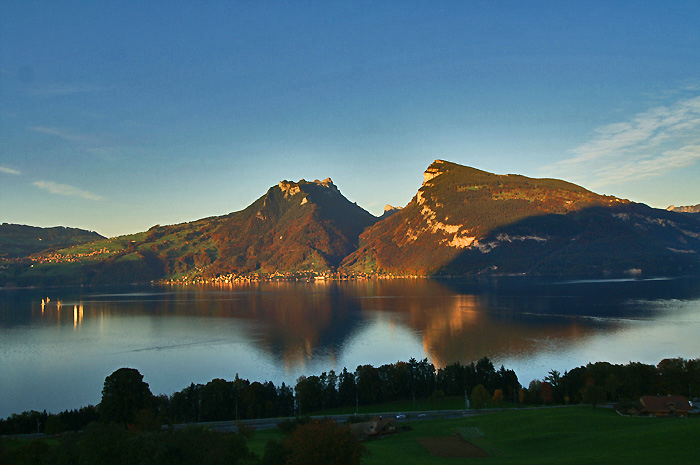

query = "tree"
[560,367,588,403]
[337,368,356,408]
[544,369,562,402]
[284,420,365,465]
[321,370,338,409]
[582,384,606,408]
[100,367,154,424]
[475,357,496,392]
[200,378,236,421]
[518,388,527,405]
[540,382,554,404]
[492,388,504,405]
[657,358,688,395]
[544,370,561,388]
[470,384,490,410]
[295,375,323,414]
[355,365,381,405]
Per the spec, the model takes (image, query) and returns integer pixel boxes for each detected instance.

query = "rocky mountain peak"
[278,178,339,197]
[423,159,447,185]
[278,181,301,197]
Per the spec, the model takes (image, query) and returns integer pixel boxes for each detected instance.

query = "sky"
[1,1,700,238]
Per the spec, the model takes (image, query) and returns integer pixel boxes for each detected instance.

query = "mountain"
[668,204,700,221]
[0,178,378,286]
[3,162,700,286]
[0,224,104,259]
[379,204,401,220]
[205,178,378,275]
[341,160,700,277]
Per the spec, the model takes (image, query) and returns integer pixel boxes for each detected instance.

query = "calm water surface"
[2,277,700,418]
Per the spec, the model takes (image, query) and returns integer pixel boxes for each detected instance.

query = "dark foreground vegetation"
[3,357,699,436]
[2,356,698,464]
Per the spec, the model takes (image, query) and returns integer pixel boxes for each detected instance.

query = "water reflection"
[1,277,700,417]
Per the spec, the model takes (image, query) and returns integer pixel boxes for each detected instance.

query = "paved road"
[169,407,532,433]
[171,403,606,433]
[3,404,603,438]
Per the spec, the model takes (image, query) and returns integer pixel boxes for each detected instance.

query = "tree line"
[2,356,698,436]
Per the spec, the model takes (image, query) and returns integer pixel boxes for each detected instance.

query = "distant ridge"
[0,223,104,259]
[341,160,700,276]
[2,161,700,285]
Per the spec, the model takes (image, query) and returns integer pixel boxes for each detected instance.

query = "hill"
[0,224,104,259]
[341,160,700,276]
[0,179,378,286]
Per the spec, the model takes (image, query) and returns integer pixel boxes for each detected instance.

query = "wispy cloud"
[547,94,700,188]
[30,126,94,142]
[29,126,118,160]
[0,166,21,175]
[33,180,104,201]
[30,83,115,96]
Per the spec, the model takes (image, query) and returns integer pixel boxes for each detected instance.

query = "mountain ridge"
[2,161,699,285]
[341,159,645,275]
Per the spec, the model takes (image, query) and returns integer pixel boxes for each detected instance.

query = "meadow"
[250,406,699,465]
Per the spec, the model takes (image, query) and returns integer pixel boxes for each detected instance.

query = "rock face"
[668,204,700,214]
[380,205,401,220]
[341,160,700,276]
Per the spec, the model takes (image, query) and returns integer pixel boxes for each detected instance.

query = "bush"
[284,420,365,465]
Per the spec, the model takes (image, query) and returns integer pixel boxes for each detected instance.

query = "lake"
[2,276,700,418]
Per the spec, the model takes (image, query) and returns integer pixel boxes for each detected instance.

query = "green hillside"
[0,224,104,259]
[0,179,377,286]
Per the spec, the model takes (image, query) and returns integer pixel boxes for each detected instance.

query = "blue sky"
[2,1,699,237]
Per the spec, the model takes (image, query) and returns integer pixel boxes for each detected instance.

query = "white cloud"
[547,95,700,188]
[30,126,92,142]
[0,166,21,175]
[33,180,104,201]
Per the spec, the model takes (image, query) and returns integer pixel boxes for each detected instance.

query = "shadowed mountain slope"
[341,160,700,276]
[0,224,104,259]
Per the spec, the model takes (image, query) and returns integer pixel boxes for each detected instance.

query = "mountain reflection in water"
[1,276,700,417]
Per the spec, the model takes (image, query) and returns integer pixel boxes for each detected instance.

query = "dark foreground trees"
[262,419,365,465]
[100,367,155,425]
[285,420,365,465]
[0,424,252,465]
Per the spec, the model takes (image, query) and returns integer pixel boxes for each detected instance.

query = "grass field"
[363,407,699,464]
[247,406,699,464]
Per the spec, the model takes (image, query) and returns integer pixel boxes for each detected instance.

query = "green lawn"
[245,428,285,460]
[359,407,699,465]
